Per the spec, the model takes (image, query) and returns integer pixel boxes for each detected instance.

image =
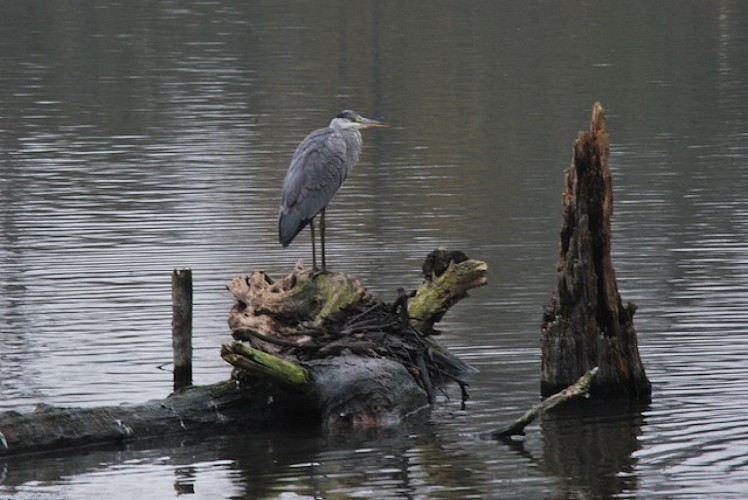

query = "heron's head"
[329,110,388,131]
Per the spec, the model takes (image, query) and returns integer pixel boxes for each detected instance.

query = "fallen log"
[0,380,305,459]
[541,103,651,400]
[0,354,429,458]
[0,250,485,458]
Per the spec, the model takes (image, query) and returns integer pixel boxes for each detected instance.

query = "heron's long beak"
[359,117,388,128]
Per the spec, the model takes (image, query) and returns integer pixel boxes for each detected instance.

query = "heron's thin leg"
[310,217,317,271]
[320,208,326,272]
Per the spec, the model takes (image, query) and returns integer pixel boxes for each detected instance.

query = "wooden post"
[172,268,193,391]
[540,103,651,400]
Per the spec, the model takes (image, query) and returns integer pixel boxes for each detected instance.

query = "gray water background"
[2,1,748,498]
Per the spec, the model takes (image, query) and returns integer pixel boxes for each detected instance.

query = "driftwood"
[541,103,651,399]
[224,250,485,409]
[0,250,485,458]
[492,367,599,439]
[0,355,431,459]
[0,380,307,459]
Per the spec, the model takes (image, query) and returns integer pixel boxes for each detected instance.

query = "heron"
[278,110,388,272]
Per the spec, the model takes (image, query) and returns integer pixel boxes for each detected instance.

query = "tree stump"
[225,250,486,416]
[540,102,651,400]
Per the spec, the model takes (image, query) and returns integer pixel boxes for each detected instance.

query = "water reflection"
[3,0,748,498]
[1,419,553,499]
[540,401,648,498]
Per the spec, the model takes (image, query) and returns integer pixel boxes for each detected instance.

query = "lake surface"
[2,1,748,498]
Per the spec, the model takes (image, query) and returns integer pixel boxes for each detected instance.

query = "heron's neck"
[341,129,363,166]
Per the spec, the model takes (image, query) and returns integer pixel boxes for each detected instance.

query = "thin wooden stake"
[172,268,193,391]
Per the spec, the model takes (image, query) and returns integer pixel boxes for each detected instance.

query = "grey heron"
[278,110,388,271]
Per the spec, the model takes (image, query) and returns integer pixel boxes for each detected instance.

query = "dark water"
[2,1,748,498]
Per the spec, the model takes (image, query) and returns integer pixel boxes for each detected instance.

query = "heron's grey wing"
[279,128,349,246]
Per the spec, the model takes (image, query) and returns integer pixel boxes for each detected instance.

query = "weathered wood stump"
[541,103,651,399]
[224,250,487,415]
[0,250,485,457]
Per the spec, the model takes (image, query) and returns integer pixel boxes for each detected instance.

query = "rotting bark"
[1,250,485,458]
[409,248,487,335]
[0,354,426,459]
[225,251,485,405]
[0,379,310,459]
[540,102,651,400]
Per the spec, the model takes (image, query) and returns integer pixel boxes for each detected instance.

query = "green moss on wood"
[408,259,488,333]
[312,272,365,322]
[221,342,310,388]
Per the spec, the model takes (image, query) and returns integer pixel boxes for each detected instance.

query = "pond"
[2,1,748,498]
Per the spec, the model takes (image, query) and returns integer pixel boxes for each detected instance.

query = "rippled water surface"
[2,1,748,498]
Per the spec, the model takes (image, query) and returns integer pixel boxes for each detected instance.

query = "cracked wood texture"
[541,102,651,400]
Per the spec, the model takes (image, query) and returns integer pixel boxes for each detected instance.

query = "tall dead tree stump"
[541,102,651,400]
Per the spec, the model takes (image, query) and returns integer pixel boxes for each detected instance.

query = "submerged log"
[0,353,433,458]
[492,367,598,439]
[540,103,651,400]
[0,250,485,458]
[0,380,305,459]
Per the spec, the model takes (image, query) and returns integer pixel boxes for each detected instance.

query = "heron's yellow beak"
[359,117,388,128]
